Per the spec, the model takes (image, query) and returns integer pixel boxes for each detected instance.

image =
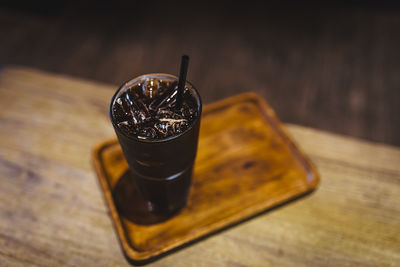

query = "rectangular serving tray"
[92,92,319,264]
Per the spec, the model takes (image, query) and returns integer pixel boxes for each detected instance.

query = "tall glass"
[109,73,202,223]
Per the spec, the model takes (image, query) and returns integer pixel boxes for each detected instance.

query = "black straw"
[176,55,189,110]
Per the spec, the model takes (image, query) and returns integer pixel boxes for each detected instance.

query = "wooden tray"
[92,92,319,264]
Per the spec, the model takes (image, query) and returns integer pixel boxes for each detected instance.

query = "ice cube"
[142,78,160,99]
[183,106,197,121]
[136,111,147,122]
[118,121,138,134]
[136,98,150,115]
[138,127,156,139]
[131,113,140,125]
[117,121,129,130]
[115,96,131,116]
[149,85,178,110]
[125,92,140,111]
[121,91,151,124]
[156,118,188,135]
[154,121,171,136]
[155,108,175,119]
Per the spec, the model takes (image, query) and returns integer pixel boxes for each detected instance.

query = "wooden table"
[0,67,399,266]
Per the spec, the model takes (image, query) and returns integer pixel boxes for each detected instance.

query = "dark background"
[1,1,399,146]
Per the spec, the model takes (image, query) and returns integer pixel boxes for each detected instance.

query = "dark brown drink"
[112,77,198,140]
[109,73,201,224]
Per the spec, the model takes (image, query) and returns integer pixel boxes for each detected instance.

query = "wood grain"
[0,67,399,266]
[93,93,319,263]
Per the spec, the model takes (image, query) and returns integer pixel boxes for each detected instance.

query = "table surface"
[0,67,399,267]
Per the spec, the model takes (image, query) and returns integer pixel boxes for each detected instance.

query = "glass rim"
[109,73,202,144]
